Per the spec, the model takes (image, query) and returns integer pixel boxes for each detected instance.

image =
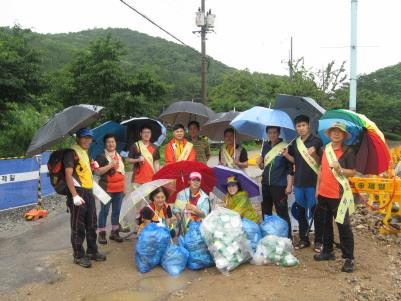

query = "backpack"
[47,149,78,195]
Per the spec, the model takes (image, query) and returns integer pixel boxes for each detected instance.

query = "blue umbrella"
[213,165,260,198]
[230,106,296,141]
[89,121,127,159]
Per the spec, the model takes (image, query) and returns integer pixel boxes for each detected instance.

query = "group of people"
[63,115,357,273]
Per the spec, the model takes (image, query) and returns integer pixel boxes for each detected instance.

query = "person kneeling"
[314,122,356,273]
[223,176,259,223]
[137,187,175,237]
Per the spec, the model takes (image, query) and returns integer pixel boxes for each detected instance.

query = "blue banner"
[0,152,56,211]
[0,157,39,211]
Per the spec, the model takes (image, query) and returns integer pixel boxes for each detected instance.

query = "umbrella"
[230,106,297,141]
[152,161,216,203]
[318,109,390,175]
[274,94,326,134]
[26,104,103,156]
[159,100,216,126]
[121,117,167,149]
[119,179,176,229]
[200,111,253,141]
[213,165,260,198]
[89,121,127,159]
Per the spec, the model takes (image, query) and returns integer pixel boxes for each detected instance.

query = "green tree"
[0,25,45,115]
[60,34,169,121]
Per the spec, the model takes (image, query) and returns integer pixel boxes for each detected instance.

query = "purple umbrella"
[213,165,260,198]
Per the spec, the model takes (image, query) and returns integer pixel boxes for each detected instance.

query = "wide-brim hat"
[324,122,351,140]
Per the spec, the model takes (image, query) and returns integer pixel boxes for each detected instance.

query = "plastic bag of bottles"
[135,223,171,273]
[200,208,252,274]
[161,244,189,276]
[179,222,214,270]
[242,218,262,253]
[252,235,299,267]
[260,214,288,238]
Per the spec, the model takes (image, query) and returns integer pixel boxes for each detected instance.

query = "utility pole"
[350,0,358,111]
[289,36,293,79]
[195,1,215,104]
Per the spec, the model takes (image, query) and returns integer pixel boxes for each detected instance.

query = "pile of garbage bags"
[135,223,171,273]
[260,214,289,238]
[201,208,253,274]
[252,235,299,267]
[179,222,215,270]
[135,210,298,276]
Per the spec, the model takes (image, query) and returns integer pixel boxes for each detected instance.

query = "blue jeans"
[98,192,124,229]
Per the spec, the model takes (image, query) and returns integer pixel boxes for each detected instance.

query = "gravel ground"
[0,194,66,235]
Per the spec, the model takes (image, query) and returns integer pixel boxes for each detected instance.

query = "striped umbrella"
[318,109,390,175]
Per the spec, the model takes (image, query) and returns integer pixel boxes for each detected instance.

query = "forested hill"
[358,63,401,99]
[30,27,236,99]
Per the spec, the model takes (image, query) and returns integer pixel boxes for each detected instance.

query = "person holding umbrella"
[314,122,356,273]
[219,128,248,170]
[165,124,196,165]
[223,176,259,223]
[94,133,125,244]
[64,128,106,268]
[127,125,161,187]
[137,187,175,237]
[282,115,324,252]
[257,126,294,238]
[174,172,210,228]
[188,121,211,164]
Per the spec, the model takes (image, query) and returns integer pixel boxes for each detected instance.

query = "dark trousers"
[317,195,354,259]
[298,206,324,244]
[67,189,98,258]
[261,184,292,238]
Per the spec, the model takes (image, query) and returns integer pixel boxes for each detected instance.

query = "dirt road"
[1,154,401,301]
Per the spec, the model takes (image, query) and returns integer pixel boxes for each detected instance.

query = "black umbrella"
[26,104,103,156]
[120,117,167,149]
[274,94,325,134]
[159,100,216,127]
[200,111,252,141]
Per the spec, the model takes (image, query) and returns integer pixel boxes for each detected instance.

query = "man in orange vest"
[165,124,196,165]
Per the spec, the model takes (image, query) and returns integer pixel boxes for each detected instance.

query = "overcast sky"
[1,0,401,77]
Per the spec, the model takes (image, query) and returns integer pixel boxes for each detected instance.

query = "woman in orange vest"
[137,187,175,237]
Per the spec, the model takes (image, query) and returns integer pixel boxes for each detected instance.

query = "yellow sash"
[264,141,287,168]
[296,137,319,174]
[104,150,125,174]
[177,142,193,161]
[325,143,355,224]
[137,141,155,172]
[222,145,235,168]
[71,144,93,189]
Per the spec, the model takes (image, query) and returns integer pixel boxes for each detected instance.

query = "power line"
[119,0,200,56]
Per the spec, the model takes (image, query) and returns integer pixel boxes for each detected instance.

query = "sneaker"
[73,256,92,268]
[341,258,355,273]
[109,230,123,243]
[314,252,336,261]
[98,231,107,245]
[86,252,107,261]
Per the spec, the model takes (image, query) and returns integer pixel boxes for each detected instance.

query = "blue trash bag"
[161,244,189,276]
[242,218,262,252]
[260,214,289,238]
[179,222,214,270]
[135,223,171,273]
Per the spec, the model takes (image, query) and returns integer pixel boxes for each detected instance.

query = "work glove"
[73,195,85,206]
